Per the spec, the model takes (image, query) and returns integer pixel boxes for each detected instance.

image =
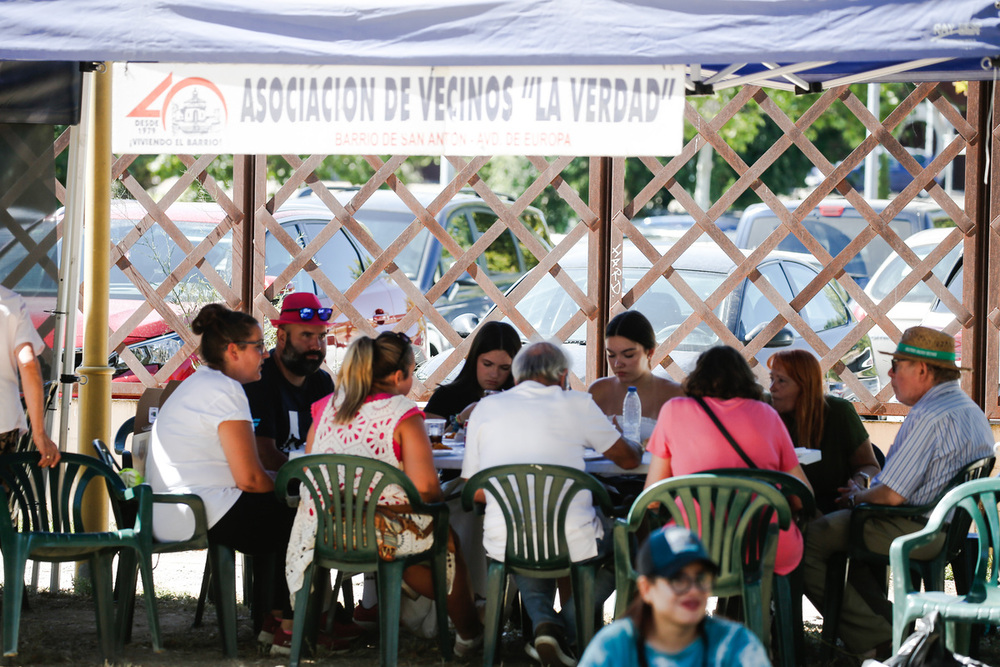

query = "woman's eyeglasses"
[284,307,333,322]
[664,570,715,595]
[237,340,267,353]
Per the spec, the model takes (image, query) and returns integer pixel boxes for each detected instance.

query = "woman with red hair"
[767,349,881,514]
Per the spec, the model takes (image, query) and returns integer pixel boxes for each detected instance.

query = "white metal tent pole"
[42,75,90,593]
[864,83,881,199]
[56,87,89,451]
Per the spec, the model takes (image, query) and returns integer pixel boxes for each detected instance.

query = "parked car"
[920,251,964,361]
[734,199,953,289]
[296,185,552,355]
[804,148,942,194]
[634,213,740,243]
[852,227,963,387]
[2,200,425,395]
[420,241,879,399]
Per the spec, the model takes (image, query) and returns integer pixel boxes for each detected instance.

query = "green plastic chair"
[461,464,614,667]
[275,454,452,667]
[705,468,815,667]
[890,476,1000,654]
[0,451,157,658]
[94,439,244,658]
[822,456,995,644]
[612,474,791,649]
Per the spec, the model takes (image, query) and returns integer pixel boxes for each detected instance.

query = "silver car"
[422,241,879,398]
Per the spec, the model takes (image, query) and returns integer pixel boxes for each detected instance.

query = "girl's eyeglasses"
[237,340,267,353]
[284,307,333,322]
[665,570,715,595]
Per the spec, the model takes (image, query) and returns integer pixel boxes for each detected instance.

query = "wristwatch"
[857,471,871,489]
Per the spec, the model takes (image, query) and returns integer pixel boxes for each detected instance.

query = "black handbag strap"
[692,396,758,470]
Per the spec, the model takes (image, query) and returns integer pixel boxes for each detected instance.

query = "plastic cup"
[425,418,447,446]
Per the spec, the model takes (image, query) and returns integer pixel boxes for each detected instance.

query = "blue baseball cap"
[636,526,718,579]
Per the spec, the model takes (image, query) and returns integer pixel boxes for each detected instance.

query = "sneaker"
[532,622,576,667]
[257,614,281,646]
[454,632,484,659]
[353,603,379,631]
[269,625,352,656]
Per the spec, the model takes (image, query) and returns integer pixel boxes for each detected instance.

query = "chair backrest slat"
[275,454,433,566]
[462,464,613,571]
[626,474,790,593]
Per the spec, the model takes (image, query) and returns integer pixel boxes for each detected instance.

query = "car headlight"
[109,333,185,375]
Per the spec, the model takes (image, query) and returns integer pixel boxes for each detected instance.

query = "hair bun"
[191,303,226,336]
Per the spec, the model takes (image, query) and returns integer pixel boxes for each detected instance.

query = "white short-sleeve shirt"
[146,366,253,541]
[0,287,45,434]
[462,381,620,562]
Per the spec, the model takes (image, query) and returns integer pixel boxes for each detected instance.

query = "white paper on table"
[795,447,822,465]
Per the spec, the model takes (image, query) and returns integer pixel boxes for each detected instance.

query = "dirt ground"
[4,553,1000,666]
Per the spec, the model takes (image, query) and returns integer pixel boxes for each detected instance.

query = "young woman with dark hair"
[588,311,683,442]
[424,321,522,426]
[644,345,812,577]
[767,349,881,514]
[285,332,484,657]
[578,526,770,667]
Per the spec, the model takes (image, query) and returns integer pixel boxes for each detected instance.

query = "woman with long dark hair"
[644,345,812,576]
[767,349,880,514]
[285,332,483,656]
[424,321,522,426]
[578,526,770,666]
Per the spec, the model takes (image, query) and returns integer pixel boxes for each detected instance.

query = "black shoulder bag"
[692,396,758,469]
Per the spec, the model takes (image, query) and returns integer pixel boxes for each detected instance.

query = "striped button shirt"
[877,380,994,506]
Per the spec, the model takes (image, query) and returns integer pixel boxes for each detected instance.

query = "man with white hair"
[462,340,642,666]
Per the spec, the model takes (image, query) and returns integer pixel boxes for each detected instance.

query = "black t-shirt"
[424,383,477,422]
[243,353,334,450]
[789,395,869,514]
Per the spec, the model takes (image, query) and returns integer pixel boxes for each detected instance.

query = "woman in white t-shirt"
[146,303,298,651]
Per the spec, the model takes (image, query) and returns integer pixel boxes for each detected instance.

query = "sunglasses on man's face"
[285,307,333,322]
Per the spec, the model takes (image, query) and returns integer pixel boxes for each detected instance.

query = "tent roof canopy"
[1,0,999,89]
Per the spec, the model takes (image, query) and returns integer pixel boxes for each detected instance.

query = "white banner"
[112,63,684,156]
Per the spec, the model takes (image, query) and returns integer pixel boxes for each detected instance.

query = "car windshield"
[351,209,430,281]
[743,214,919,284]
[869,242,962,305]
[109,220,234,301]
[507,266,727,347]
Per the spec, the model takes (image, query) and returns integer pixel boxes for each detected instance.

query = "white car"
[420,241,879,399]
[852,227,962,387]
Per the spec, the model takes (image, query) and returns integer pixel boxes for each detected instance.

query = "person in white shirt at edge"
[462,340,643,667]
[0,286,60,466]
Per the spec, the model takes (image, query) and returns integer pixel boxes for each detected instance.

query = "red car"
[2,200,425,397]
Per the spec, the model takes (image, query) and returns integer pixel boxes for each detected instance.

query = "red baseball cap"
[270,292,332,327]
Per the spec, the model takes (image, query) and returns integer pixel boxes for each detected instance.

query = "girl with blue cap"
[578,526,771,666]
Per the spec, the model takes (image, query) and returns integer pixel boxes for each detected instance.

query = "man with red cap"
[243,292,334,471]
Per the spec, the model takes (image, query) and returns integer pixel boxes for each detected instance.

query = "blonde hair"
[767,350,825,448]
[334,333,414,424]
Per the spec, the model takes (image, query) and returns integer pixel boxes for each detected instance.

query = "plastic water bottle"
[623,386,642,444]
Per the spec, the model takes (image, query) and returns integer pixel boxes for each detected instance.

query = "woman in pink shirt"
[644,346,812,575]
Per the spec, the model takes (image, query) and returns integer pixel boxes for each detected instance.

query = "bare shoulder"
[652,376,684,402]
[587,377,620,413]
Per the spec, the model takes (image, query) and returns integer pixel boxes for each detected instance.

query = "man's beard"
[281,344,324,377]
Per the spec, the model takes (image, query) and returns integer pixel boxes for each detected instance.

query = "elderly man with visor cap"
[802,326,994,660]
[243,292,334,472]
